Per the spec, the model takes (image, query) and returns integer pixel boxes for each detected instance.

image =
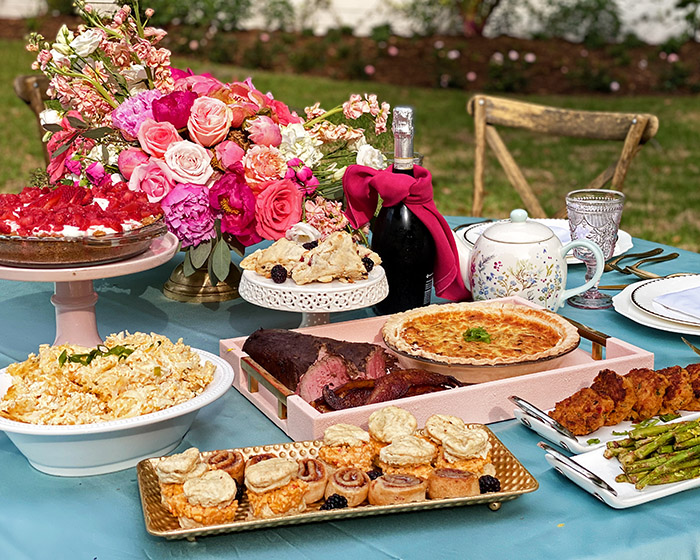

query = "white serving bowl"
[0,349,234,477]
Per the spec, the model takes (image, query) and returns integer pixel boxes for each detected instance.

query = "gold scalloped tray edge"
[137,424,538,541]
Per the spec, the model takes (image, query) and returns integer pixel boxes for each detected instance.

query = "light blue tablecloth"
[1,219,700,560]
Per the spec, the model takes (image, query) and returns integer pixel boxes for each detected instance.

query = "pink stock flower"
[246,115,282,147]
[151,90,198,130]
[128,158,176,203]
[161,184,217,248]
[209,168,262,246]
[254,178,303,240]
[137,118,182,157]
[187,97,233,147]
[342,94,366,119]
[243,145,286,194]
[164,141,214,185]
[215,140,245,171]
[117,147,149,180]
[304,196,349,237]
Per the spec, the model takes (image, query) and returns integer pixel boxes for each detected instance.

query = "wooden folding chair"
[13,74,52,165]
[466,94,659,218]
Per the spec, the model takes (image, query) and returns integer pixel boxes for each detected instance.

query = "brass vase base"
[163,263,241,303]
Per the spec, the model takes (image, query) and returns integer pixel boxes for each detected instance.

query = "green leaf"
[66,115,88,129]
[462,327,492,343]
[52,141,72,158]
[587,438,601,445]
[81,127,114,139]
[58,349,67,367]
[211,237,231,285]
[189,239,213,270]
[183,250,196,277]
[43,123,63,133]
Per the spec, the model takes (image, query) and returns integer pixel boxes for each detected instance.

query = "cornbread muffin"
[317,423,375,472]
[435,426,495,475]
[376,435,437,479]
[245,457,309,519]
[167,470,239,528]
[154,447,208,504]
[368,406,418,454]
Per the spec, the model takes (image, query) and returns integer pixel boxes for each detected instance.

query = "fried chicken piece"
[682,363,700,411]
[590,369,636,425]
[657,365,693,415]
[549,387,615,436]
[624,368,670,421]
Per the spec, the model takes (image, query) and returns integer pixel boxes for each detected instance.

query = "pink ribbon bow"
[343,164,471,302]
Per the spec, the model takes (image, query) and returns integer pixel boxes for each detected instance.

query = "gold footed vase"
[163,263,241,303]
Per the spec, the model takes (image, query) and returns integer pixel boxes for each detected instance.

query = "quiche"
[382,301,580,366]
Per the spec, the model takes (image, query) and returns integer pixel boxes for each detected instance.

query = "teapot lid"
[482,209,556,244]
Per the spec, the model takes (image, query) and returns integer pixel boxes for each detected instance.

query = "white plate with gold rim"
[630,274,700,327]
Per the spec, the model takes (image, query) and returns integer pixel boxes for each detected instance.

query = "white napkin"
[654,286,700,320]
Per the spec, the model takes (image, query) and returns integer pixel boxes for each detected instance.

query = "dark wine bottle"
[371,106,436,315]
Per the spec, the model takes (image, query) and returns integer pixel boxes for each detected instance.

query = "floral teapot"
[465,209,605,311]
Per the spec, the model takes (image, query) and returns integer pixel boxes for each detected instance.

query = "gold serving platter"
[137,424,538,541]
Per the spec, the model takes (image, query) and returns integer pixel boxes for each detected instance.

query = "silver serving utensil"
[538,441,618,496]
[509,395,578,441]
[682,337,700,357]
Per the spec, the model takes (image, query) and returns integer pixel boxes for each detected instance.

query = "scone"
[297,457,328,505]
[317,423,375,472]
[154,447,208,506]
[368,406,418,454]
[435,426,495,475]
[245,453,277,470]
[423,414,466,445]
[324,467,370,507]
[376,435,437,479]
[240,238,306,278]
[427,468,480,499]
[368,474,427,505]
[205,449,245,485]
[166,469,239,528]
[245,457,309,519]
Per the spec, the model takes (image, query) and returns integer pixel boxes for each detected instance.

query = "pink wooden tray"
[220,299,654,441]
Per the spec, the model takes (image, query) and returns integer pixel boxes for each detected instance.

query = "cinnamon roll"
[206,450,245,484]
[368,474,427,506]
[297,457,328,504]
[427,468,480,499]
[324,467,370,507]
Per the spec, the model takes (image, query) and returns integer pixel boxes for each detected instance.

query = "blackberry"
[302,240,318,250]
[235,483,246,502]
[366,468,383,480]
[479,475,501,494]
[362,256,374,273]
[270,264,288,284]
[319,493,348,510]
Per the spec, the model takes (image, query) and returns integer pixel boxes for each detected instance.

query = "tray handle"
[563,317,609,360]
[240,357,293,420]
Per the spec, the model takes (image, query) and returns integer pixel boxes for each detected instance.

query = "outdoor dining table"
[1,216,699,560]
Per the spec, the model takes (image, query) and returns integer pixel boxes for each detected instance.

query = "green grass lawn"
[1,39,698,252]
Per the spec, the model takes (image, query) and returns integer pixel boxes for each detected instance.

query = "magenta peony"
[161,184,218,248]
[209,167,262,246]
[151,90,197,130]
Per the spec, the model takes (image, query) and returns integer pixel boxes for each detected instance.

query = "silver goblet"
[566,189,625,309]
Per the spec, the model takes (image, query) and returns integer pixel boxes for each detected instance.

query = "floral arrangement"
[27,0,390,283]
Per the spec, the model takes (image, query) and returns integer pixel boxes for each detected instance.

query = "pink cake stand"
[0,233,179,347]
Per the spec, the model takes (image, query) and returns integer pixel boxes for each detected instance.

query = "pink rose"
[128,159,176,203]
[187,97,232,147]
[164,141,214,185]
[243,145,286,194]
[246,115,282,147]
[117,147,150,180]
[215,140,245,171]
[173,73,223,96]
[137,118,182,157]
[255,178,303,240]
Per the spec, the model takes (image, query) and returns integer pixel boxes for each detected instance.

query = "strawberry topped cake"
[0,182,165,268]
[0,182,162,238]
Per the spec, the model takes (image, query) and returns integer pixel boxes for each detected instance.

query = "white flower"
[52,25,74,53]
[356,144,386,170]
[87,144,119,166]
[332,166,347,181]
[49,48,71,65]
[39,109,62,129]
[70,29,102,57]
[285,222,321,244]
[278,123,323,167]
[122,64,149,93]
